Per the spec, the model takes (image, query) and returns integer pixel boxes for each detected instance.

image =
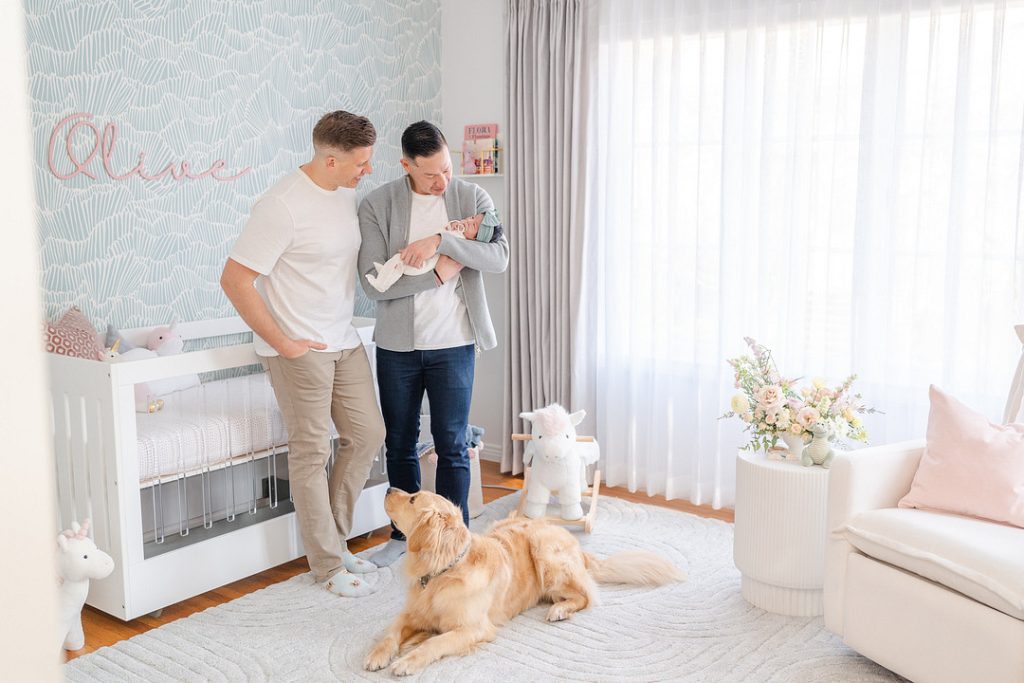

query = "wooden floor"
[70,460,732,661]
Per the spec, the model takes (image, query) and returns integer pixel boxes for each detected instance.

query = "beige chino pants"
[263,346,385,581]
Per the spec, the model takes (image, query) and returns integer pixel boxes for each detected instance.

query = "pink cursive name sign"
[47,112,251,182]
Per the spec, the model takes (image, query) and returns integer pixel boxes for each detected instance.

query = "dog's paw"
[546,603,574,622]
[390,653,428,677]
[363,643,397,672]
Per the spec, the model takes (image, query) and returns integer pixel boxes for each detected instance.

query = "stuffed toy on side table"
[57,520,114,652]
[801,420,836,468]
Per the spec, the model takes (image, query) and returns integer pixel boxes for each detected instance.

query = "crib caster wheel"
[147,608,163,618]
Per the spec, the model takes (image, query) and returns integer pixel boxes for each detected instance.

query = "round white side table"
[733,450,830,616]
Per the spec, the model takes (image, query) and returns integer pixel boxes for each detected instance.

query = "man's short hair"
[312,111,376,152]
[401,121,447,160]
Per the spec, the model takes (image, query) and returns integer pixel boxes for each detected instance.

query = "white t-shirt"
[229,169,362,356]
[408,192,474,350]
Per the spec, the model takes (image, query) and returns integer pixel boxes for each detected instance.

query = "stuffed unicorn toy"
[103,320,196,412]
[365,212,500,293]
[102,339,164,413]
[520,404,598,520]
[57,520,114,652]
[145,320,184,356]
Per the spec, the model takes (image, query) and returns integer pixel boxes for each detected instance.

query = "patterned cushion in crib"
[44,307,103,360]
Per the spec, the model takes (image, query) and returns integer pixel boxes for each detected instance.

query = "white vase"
[780,432,806,461]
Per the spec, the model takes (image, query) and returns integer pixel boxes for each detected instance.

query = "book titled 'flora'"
[462,123,500,175]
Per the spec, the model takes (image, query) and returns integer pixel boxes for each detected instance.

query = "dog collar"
[419,540,471,589]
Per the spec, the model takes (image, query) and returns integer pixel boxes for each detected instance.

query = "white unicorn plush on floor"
[520,404,598,520]
[57,520,114,652]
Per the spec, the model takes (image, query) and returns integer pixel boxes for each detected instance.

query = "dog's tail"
[584,551,686,586]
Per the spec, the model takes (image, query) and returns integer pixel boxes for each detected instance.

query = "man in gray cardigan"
[358,121,508,566]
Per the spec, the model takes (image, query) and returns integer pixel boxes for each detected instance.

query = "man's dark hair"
[312,110,376,152]
[401,121,447,160]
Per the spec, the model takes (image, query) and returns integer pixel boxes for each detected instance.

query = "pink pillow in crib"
[899,385,1024,528]
[44,307,104,360]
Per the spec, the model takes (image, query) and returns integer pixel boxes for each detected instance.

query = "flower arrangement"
[721,337,877,452]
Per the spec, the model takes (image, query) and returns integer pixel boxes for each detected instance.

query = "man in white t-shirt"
[357,121,509,567]
[220,111,386,598]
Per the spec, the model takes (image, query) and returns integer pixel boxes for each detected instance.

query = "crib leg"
[147,608,163,618]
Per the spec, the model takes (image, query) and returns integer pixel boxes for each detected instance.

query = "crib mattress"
[136,373,302,484]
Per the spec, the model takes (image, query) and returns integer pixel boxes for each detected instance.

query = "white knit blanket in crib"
[135,374,296,484]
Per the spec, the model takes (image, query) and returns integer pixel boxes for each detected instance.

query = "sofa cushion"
[845,507,1024,620]
[899,385,1024,528]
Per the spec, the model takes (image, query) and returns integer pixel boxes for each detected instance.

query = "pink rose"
[754,385,785,410]
[796,406,821,428]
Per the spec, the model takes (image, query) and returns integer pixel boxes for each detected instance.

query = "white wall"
[0,3,61,679]
[441,0,508,462]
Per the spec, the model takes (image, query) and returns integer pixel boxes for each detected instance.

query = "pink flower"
[796,406,821,428]
[754,385,785,410]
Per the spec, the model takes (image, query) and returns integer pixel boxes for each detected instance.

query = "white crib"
[47,316,390,621]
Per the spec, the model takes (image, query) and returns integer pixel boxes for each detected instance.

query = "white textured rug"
[66,495,902,682]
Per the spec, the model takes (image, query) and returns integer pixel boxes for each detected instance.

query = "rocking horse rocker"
[510,403,602,533]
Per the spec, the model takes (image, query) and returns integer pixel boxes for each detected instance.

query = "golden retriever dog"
[364,488,686,676]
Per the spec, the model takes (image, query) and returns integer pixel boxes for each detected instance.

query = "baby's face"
[446,213,484,234]
[463,213,484,230]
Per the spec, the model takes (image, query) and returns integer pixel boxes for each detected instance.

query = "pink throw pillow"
[44,307,103,360]
[899,385,1024,528]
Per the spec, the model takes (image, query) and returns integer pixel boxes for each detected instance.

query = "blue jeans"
[376,344,475,539]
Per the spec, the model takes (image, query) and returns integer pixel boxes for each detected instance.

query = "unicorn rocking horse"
[57,520,114,652]
[511,403,602,533]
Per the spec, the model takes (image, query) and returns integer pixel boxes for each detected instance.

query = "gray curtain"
[502,0,589,474]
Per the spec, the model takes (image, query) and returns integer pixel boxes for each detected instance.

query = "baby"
[365,209,503,292]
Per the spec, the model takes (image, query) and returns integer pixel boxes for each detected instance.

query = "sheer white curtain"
[575,0,1024,507]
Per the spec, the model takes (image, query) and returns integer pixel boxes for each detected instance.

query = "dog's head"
[384,488,471,572]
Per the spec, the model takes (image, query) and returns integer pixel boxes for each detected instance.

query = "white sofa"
[824,439,1024,683]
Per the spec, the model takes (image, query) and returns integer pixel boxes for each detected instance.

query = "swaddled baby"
[365,210,502,292]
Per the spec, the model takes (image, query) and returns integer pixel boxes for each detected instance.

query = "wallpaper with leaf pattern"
[25,0,441,328]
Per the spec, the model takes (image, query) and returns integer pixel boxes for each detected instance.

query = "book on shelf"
[461,123,501,175]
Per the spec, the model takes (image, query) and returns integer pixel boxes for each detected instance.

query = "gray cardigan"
[357,176,509,352]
